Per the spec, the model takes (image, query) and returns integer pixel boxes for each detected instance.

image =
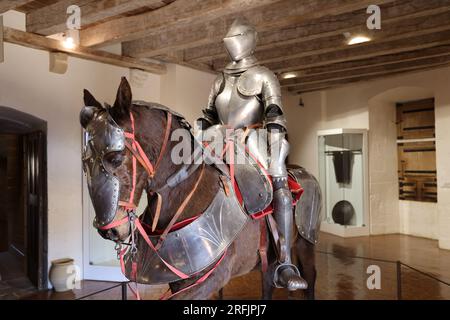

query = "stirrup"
[273,263,308,291]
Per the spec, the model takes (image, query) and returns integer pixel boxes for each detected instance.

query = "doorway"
[0,106,47,299]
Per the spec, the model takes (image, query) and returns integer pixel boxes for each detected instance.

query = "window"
[397,98,437,202]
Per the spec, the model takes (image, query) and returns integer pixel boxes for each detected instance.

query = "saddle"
[200,125,274,214]
[232,143,273,214]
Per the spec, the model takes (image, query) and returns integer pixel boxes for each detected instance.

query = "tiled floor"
[221,233,450,300]
[20,233,450,300]
[0,252,36,300]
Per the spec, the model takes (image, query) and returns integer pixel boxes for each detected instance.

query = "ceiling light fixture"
[63,35,76,49]
[282,72,298,79]
[347,35,371,45]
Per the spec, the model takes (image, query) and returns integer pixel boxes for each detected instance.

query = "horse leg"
[295,236,317,300]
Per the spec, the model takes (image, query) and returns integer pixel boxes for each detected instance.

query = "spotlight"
[282,72,298,79]
[63,36,75,49]
[347,35,371,45]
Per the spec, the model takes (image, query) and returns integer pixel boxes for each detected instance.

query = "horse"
[79,77,320,300]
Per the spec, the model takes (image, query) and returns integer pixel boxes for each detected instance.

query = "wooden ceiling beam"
[288,64,450,93]
[26,0,169,36]
[186,0,450,63]
[0,0,34,14]
[2,27,166,74]
[80,0,280,48]
[155,53,216,74]
[283,55,450,87]
[264,29,450,74]
[279,45,450,82]
[121,0,395,59]
[213,9,450,70]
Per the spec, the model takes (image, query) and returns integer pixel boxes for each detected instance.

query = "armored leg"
[269,131,307,291]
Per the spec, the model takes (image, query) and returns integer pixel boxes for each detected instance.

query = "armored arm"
[261,69,289,178]
[262,70,287,132]
[196,73,224,130]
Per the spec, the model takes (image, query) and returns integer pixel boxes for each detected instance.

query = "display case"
[318,128,369,237]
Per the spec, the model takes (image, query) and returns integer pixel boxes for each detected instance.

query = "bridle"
[98,109,172,231]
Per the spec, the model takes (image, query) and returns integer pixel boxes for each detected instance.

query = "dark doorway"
[0,106,47,299]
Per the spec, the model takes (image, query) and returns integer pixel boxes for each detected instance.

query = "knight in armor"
[195,18,307,291]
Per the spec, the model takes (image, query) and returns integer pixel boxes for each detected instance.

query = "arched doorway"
[0,106,48,296]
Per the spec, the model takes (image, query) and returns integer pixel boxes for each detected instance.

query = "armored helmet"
[223,17,257,62]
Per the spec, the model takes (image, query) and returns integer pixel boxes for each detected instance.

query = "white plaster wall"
[399,201,439,239]
[434,69,450,249]
[283,66,450,249]
[282,90,323,176]
[368,100,399,235]
[160,64,216,124]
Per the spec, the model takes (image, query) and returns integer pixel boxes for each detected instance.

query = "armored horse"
[80,77,321,300]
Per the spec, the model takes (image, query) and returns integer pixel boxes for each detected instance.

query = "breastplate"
[215,74,264,129]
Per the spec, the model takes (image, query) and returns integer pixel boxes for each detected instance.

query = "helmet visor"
[223,32,255,61]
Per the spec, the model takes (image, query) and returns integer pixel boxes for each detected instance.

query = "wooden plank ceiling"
[4,0,450,92]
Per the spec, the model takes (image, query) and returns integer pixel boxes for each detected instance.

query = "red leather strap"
[98,216,130,231]
[159,249,227,300]
[228,142,236,190]
[142,215,201,235]
[124,141,154,177]
[151,192,163,232]
[118,248,141,300]
[118,200,137,210]
[134,218,189,279]
[154,113,172,172]
[259,219,268,273]
[156,164,205,250]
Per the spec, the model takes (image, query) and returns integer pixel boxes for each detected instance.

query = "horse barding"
[79,78,322,300]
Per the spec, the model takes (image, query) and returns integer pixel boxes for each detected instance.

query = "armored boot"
[267,129,307,291]
[272,177,308,291]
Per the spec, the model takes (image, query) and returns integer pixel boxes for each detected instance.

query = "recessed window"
[397,98,437,202]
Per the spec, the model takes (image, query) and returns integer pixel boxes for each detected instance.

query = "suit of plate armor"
[196,18,307,291]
